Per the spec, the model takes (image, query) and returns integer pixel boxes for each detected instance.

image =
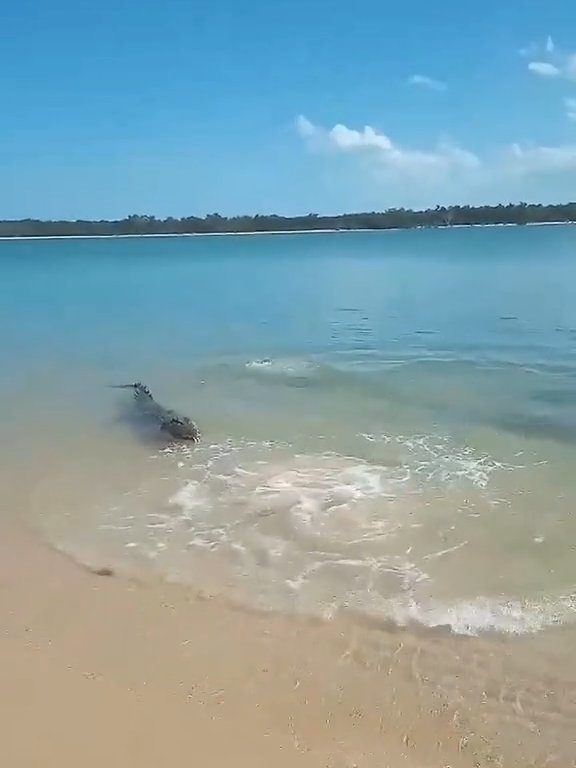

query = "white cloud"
[519,43,537,58]
[506,143,576,173]
[525,40,576,81]
[296,116,576,193]
[528,61,560,77]
[295,115,316,138]
[296,116,480,182]
[407,74,447,91]
[523,42,576,122]
[329,123,393,151]
[565,54,576,80]
[565,97,576,121]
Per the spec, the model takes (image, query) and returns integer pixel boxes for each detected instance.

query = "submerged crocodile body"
[111,382,201,442]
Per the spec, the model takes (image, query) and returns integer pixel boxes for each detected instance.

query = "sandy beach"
[0,520,445,768]
[2,518,573,768]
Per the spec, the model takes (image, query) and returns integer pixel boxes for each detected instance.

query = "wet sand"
[0,520,425,768]
[1,519,573,768]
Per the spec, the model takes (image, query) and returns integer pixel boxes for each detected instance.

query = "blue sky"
[2,0,576,218]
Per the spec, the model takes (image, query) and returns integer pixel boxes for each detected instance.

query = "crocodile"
[110,382,201,442]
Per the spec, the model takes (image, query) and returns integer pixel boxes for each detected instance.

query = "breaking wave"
[245,357,320,377]
[81,428,576,636]
[387,594,576,636]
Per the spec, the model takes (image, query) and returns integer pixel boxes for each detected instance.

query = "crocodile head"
[161,415,201,442]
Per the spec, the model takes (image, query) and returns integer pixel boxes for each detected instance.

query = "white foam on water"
[90,434,574,636]
[245,357,319,377]
[421,540,469,561]
[165,453,406,550]
[248,457,404,542]
[133,449,432,616]
[388,594,576,636]
[169,480,207,513]
[362,432,517,489]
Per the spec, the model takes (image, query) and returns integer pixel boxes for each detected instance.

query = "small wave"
[157,447,540,636]
[361,432,514,489]
[84,433,569,638]
[388,594,576,636]
[245,357,319,377]
[168,453,408,546]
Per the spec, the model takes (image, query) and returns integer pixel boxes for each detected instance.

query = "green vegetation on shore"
[2,202,576,237]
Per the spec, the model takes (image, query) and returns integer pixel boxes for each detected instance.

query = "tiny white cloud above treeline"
[407,74,447,91]
[295,116,576,183]
[295,115,479,180]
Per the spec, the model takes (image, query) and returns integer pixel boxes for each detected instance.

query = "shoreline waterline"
[0,219,574,241]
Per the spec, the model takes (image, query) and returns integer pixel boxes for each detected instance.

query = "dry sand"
[0,519,571,767]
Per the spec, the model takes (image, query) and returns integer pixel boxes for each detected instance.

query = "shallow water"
[1,227,575,762]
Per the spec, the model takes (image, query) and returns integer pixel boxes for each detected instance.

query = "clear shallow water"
[1,227,576,638]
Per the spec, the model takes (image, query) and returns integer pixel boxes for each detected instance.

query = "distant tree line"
[2,202,576,237]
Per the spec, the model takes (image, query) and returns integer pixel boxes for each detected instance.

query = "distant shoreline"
[0,220,573,241]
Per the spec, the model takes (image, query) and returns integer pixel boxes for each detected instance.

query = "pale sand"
[0,520,571,767]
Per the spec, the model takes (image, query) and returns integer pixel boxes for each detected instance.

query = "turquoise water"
[4,227,576,376]
[1,227,576,635]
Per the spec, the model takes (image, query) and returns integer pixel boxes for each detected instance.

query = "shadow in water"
[110,401,171,446]
[493,412,576,445]
[531,388,576,407]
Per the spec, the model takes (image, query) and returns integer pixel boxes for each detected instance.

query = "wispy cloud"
[525,38,576,81]
[506,143,576,173]
[528,61,560,77]
[565,97,576,121]
[295,115,316,138]
[407,74,447,91]
[523,39,576,122]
